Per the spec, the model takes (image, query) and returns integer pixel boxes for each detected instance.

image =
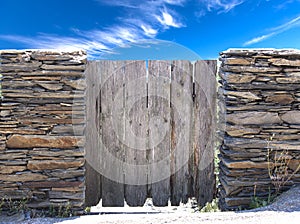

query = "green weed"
[200,199,220,212]
[1,197,29,215]
[48,202,73,218]
[0,198,4,214]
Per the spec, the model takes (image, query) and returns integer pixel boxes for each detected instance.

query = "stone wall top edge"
[0,49,87,55]
[220,48,300,55]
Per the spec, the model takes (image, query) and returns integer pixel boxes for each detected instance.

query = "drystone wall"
[0,50,86,214]
[219,49,300,210]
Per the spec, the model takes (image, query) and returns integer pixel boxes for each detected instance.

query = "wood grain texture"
[85,163,101,206]
[100,61,125,207]
[123,61,148,206]
[193,60,217,207]
[148,60,171,206]
[85,61,102,206]
[84,60,217,208]
[170,60,193,205]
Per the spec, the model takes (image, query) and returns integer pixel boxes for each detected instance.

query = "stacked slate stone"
[0,50,86,214]
[218,49,300,210]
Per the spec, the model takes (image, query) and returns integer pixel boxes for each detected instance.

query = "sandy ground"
[1,199,299,224]
[1,185,300,224]
[1,210,299,224]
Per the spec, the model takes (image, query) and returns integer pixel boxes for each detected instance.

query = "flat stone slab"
[6,135,84,149]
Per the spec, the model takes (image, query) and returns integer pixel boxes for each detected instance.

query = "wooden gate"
[85,60,217,207]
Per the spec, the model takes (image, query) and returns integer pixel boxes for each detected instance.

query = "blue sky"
[1,0,300,59]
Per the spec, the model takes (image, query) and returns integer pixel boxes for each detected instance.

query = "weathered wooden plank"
[123,61,148,206]
[84,60,217,207]
[148,60,171,206]
[193,60,217,207]
[100,61,125,207]
[170,60,193,205]
[85,61,102,206]
[85,163,101,206]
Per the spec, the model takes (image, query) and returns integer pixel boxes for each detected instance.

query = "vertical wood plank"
[85,59,216,208]
[85,61,102,206]
[85,163,101,206]
[148,60,171,206]
[123,61,148,206]
[193,60,217,207]
[100,61,125,207]
[170,61,193,205]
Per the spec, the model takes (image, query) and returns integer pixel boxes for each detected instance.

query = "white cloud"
[97,0,185,29]
[141,25,158,37]
[269,15,300,32]
[0,0,187,58]
[156,11,183,28]
[117,18,159,37]
[196,0,244,16]
[243,15,300,46]
[0,34,113,58]
[0,26,149,59]
[96,0,138,8]
[243,32,276,46]
[162,0,186,5]
[97,0,186,7]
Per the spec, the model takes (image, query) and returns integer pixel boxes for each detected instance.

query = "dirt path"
[0,211,297,224]
[1,185,300,224]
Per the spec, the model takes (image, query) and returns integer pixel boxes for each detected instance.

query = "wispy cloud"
[141,25,158,37]
[98,0,186,7]
[0,33,114,58]
[243,33,276,46]
[97,0,186,32]
[0,0,245,58]
[243,15,300,46]
[0,0,187,58]
[96,0,139,8]
[0,24,157,59]
[156,10,183,28]
[196,0,244,16]
[163,0,186,5]
[274,0,296,10]
[269,15,300,32]
[207,0,244,13]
